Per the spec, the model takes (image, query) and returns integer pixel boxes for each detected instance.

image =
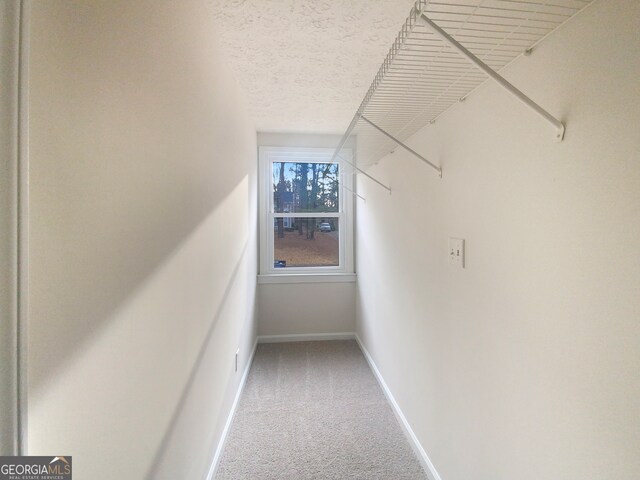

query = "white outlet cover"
[449,238,465,268]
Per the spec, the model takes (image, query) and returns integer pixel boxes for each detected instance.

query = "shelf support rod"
[359,115,442,177]
[340,174,366,202]
[418,12,565,141]
[334,151,392,193]
[344,186,366,202]
[330,116,391,193]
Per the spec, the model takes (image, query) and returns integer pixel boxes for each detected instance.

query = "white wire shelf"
[332,0,594,188]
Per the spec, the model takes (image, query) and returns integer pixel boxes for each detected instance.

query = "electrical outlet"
[449,238,465,268]
[235,348,239,372]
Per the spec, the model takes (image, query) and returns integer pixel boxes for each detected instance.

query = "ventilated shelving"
[332,0,594,192]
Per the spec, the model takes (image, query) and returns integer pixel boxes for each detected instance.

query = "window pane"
[273,217,339,268]
[273,162,339,213]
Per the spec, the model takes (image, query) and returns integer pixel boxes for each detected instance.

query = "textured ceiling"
[209,0,417,133]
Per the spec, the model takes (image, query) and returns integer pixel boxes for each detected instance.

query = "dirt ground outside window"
[274,230,339,267]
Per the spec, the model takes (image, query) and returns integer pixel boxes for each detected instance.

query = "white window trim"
[258,146,354,276]
[257,273,357,284]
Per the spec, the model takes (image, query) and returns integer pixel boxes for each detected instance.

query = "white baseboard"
[205,339,258,480]
[257,332,356,343]
[354,335,443,480]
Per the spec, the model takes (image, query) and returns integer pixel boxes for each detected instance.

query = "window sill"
[257,273,357,285]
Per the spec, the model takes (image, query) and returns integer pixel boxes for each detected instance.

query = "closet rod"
[418,12,566,141]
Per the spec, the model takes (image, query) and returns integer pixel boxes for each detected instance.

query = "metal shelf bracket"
[418,11,566,142]
[359,115,442,177]
[340,174,366,202]
[334,151,392,194]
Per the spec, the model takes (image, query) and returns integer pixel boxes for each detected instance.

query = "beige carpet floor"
[215,340,428,479]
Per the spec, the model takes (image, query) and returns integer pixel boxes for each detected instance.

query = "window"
[259,147,354,275]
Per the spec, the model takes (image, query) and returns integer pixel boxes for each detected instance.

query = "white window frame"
[259,146,354,276]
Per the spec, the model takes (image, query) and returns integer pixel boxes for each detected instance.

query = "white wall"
[355,1,640,479]
[258,281,355,337]
[257,133,356,337]
[0,0,21,456]
[27,2,257,479]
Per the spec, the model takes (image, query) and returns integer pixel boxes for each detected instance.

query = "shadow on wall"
[28,0,259,399]
[29,167,252,395]
[144,240,253,480]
